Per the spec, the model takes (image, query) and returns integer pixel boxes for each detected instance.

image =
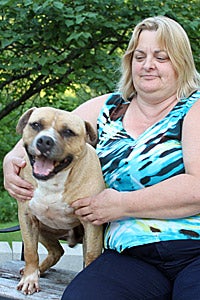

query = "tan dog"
[16,107,105,295]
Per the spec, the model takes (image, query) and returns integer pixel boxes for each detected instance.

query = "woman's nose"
[143,57,155,70]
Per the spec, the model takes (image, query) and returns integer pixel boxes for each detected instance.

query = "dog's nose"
[36,136,55,154]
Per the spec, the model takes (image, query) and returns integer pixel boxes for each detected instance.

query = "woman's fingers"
[3,157,34,201]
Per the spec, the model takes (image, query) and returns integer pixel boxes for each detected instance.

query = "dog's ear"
[85,121,97,146]
[16,107,36,135]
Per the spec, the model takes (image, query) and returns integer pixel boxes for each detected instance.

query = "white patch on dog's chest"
[29,170,79,230]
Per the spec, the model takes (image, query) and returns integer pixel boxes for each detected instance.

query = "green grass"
[0,221,22,246]
[0,221,68,247]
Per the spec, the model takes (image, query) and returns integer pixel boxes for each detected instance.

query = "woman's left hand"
[71,188,123,225]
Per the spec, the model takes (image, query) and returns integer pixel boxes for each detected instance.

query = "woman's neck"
[134,93,178,120]
[123,94,178,139]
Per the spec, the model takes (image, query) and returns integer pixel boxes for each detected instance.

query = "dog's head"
[16,107,97,181]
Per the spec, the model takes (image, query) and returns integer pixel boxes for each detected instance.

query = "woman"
[3,16,200,299]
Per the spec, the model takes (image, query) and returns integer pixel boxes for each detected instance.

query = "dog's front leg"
[17,202,40,295]
[82,222,103,266]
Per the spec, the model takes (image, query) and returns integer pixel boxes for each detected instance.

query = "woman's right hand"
[3,155,34,202]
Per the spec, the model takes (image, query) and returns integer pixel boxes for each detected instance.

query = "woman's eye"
[156,55,169,62]
[157,57,165,60]
[135,56,145,61]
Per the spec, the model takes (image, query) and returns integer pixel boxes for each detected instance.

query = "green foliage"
[0,190,18,222]
[0,0,129,119]
[0,0,199,222]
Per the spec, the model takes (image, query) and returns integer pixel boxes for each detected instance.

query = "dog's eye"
[30,122,43,132]
[61,128,76,138]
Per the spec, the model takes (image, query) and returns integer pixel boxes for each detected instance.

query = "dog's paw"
[17,269,40,295]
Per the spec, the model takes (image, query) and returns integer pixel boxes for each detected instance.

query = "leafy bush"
[0,190,18,222]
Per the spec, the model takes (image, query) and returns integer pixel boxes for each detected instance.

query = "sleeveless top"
[96,90,200,252]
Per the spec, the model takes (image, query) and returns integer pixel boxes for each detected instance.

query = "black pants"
[62,240,200,300]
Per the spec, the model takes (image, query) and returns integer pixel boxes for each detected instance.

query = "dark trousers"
[61,240,200,300]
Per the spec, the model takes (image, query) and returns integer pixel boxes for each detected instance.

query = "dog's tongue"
[33,157,54,176]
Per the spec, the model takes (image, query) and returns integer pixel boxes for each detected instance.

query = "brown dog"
[16,107,105,295]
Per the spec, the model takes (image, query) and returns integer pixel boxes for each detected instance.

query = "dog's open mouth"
[28,152,73,180]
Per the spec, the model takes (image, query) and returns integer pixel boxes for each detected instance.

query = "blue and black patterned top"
[96,90,200,252]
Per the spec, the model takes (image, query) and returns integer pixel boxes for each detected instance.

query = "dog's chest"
[29,170,80,230]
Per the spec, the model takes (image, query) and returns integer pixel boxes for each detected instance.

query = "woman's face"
[132,30,178,100]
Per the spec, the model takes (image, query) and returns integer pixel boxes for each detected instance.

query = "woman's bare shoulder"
[72,93,112,127]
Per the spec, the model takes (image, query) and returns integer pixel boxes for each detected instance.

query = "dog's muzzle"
[25,136,73,180]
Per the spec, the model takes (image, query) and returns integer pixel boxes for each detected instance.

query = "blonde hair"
[118,16,200,101]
